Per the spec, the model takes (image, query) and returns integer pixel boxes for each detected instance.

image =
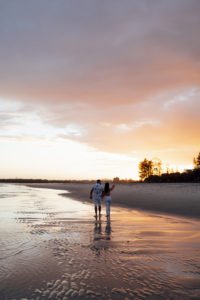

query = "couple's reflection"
[91,217,112,254]
[93,217,102,240]
[105,219,111,240]
[94,217,111,239]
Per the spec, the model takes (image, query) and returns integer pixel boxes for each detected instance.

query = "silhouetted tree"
[152,158,162,176]
[193,152,200,168]
[139,158,153,181]
[140,151,200,183]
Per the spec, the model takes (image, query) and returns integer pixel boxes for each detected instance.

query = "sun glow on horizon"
[0,135,139,180]
[0,96,199,180]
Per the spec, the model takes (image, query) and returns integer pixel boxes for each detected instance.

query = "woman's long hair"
[104,182,110,194]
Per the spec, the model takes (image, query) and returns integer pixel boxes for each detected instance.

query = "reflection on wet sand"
[91,217,112,254]
[93,217,102,241]
[105,220,111,240]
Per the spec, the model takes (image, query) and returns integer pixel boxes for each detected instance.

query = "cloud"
[0,0,200,173]
[0,0,200,106]
[1,87,200,158]
[115,120,160,133]
[163,88,198,109]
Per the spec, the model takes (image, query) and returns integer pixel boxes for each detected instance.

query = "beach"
[27,182,200,219]
[0,183,200,299]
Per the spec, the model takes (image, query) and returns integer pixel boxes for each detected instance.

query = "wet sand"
[1,183,200,299]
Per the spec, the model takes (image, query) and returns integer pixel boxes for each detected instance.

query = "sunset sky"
[0,0,200,180]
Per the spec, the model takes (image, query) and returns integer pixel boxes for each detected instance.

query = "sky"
[0,0,200,180]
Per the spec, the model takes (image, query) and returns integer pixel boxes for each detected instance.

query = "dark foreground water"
[0,184,200,300]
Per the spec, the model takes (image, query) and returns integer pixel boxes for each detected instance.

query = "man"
[90,179,104,218]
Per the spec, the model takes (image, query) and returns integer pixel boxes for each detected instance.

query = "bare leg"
[106,201,111,219]
[95,205,97,218]
[98,205,101,217]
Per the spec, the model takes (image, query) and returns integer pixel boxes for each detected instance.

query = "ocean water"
[0,183,200,300]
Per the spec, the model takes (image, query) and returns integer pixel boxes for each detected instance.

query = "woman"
[103,182,115,219]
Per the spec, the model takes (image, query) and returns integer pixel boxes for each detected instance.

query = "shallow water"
[0,184,200,299]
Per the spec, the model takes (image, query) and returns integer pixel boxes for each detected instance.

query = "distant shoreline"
[0,179,137,184]
[15,182,200,221]
[1,177,200,183]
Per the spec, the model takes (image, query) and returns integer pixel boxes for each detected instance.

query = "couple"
[90,179,115,219]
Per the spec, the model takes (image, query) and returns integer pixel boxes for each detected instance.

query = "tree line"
[139,152,200,183]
